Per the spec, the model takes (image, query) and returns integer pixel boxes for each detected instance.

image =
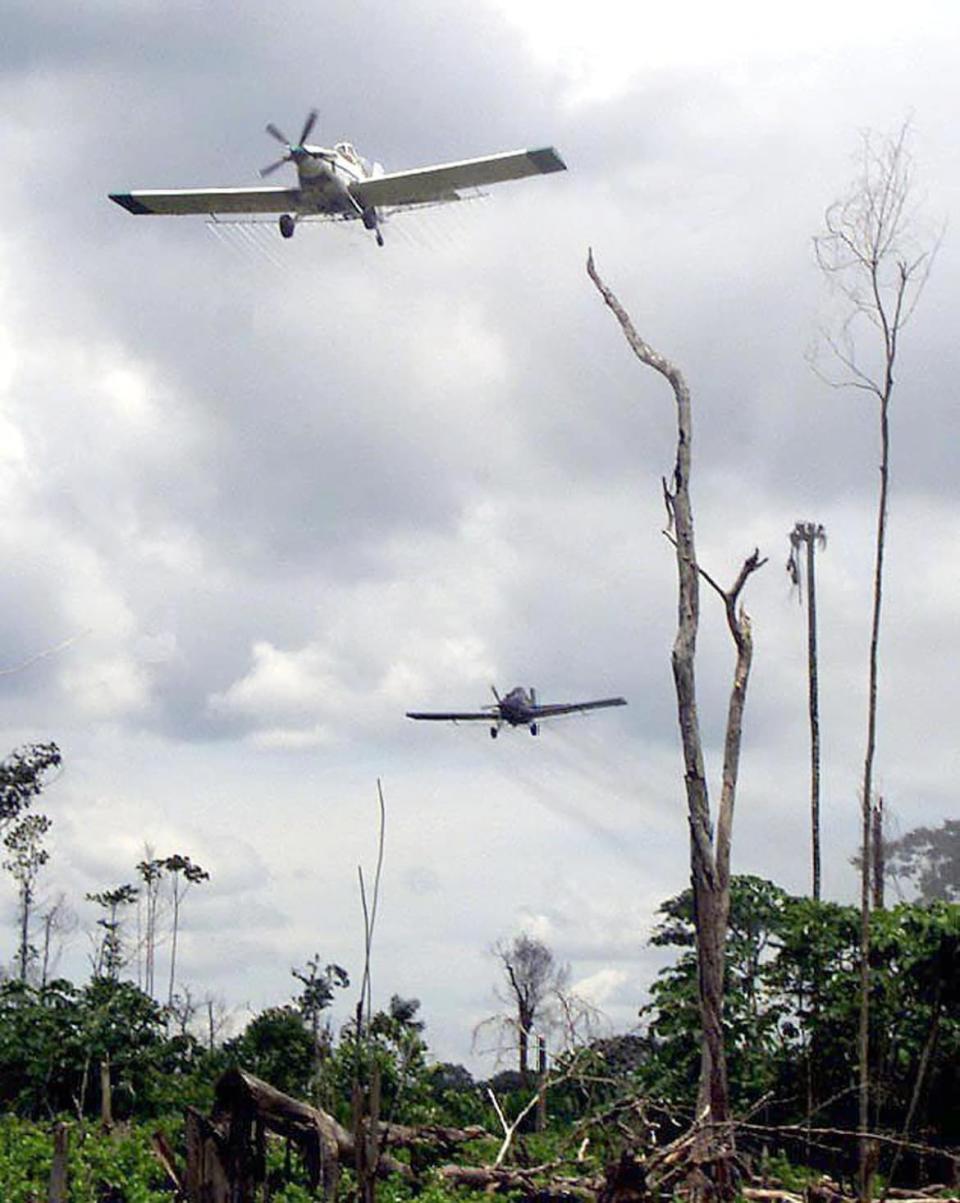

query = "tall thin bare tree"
[813,122,938,1203]
[136,850,164,997]
[39,893,75,987]
[164,854,210,1009]
[788,521,827,900]
[3,812,52,981]
[588,250,765,1200]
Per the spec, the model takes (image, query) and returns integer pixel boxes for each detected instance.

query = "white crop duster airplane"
[109,110,566,246]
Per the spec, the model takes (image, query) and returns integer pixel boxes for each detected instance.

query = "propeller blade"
[299,108,318,145]
[490,685,502,704]
[259,157,288,178]
[266,122,289,146]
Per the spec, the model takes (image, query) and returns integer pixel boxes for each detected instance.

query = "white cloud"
[572,966,629,1008]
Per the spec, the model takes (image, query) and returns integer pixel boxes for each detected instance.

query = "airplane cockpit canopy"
[335,142,374,176]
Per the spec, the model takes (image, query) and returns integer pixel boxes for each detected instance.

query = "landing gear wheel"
[279,213,295,239]
[376,230,384,247]
[529,722,539,736]
[490,727,498,739]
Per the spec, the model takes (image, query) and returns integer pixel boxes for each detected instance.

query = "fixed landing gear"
[529,722,539,736]
[490,726,499,739]
[279,213,295,239]
[361,206,384,247]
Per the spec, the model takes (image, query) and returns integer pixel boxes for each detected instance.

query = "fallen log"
[213,1068,485,1159]
[439,1162,597,1199]
[213,1068,411,1186]
[885,1191,959,1201]
[379,1120,490,1151]
[204,1066,493,1200]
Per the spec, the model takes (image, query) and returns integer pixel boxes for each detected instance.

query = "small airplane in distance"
[406,685,627,739]
[109,110,566,246]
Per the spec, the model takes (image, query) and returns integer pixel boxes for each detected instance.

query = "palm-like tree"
[788,521,827,900]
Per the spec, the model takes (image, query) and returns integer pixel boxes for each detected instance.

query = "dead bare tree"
[39,892,76,987]
[475,933,597,1102]
[787,521,827,900]
[496,933,566,1087]
[588,250,766,1201]
[813,122,939,1203]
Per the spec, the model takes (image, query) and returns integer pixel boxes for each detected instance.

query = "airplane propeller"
[259,109,334,177]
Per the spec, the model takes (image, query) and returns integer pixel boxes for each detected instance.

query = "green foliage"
[320,995,435,1124]
[0,979,86,1116]
[758,1150,820,1193]
[0,1116,169,1203]
[86,884,139,979]
[3,812,52,876]
[639,876,960,1153]
[426,1063,487,1126]
[224,1006,316,1098]
[0,977,203,1120]
[0,743,61,833]
[4,809,54,980]
[268,1186,317,1203]
[642,875,793,1105]
[373,1172,490,1203]
[292,955,349,1020]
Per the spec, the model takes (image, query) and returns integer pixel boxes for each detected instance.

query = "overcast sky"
[1,0,958,1070]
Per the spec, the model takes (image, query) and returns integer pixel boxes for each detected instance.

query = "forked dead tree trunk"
[588,250,766,1201]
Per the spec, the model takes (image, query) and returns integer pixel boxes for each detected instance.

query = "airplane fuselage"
[293,143,373,214]
[496,686,539,725]
[280,142,383,241]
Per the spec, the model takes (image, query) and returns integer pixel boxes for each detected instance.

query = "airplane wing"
[531,697,628,718]
[406,711,493,722]
[109,186,302,216]
[350,147,565,210]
